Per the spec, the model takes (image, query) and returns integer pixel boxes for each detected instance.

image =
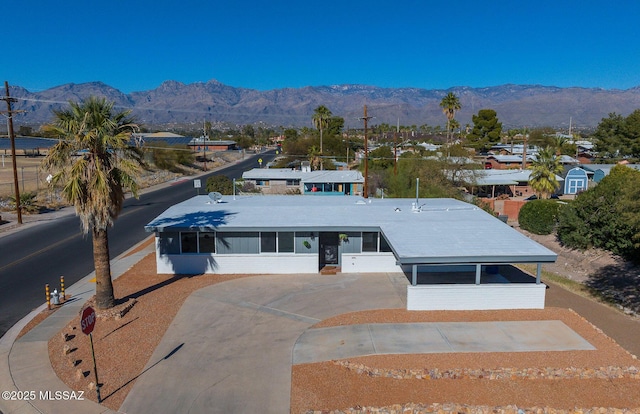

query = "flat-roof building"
[145,195,557,310]
[241,168,364,195]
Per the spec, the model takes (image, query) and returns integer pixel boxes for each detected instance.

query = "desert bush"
[518,199,561,235]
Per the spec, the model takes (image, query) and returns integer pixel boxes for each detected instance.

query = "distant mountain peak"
[10,80,640,129]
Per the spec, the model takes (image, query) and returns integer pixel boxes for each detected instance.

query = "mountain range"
[8,80,640,131]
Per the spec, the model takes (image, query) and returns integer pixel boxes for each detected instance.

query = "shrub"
[518,199,561,235]
[206,175,234,195]
[8,192,41,214]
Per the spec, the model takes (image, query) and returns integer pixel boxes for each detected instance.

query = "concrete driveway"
[119,272,408,414]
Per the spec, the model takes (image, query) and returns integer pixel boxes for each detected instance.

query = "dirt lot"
[0,155,46,198]
[517,226,619,283]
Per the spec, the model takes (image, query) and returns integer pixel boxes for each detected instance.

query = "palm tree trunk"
[93,227,115,309]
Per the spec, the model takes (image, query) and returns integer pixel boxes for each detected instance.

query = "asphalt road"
[0,150,276,337]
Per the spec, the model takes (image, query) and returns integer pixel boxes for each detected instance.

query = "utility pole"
[394,118,399,176]
[521,133,528,170]
[345,126,349,166]
[202,120,208,172]
[360,105,373,198]
[1,81,22,224]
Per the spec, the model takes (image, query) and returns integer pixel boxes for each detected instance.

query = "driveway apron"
[119,273,408,414]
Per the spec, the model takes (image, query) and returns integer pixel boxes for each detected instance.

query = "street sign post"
[81,306,101,402]
[81,306,96,335]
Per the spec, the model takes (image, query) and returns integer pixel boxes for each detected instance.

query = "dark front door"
[319,232,339,269]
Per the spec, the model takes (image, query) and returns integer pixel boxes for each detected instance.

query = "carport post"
[475,264,481,285]
[536,264,542,284]
[411,265,417,286]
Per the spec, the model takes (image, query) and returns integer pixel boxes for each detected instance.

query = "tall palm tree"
[312,105,332,169]
[43,96,144,309]
[528,146,563,199]
[439,92,461,145]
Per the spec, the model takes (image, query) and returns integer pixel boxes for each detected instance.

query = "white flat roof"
[146,195,557,265]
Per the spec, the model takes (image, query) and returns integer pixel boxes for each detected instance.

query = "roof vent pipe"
[412,177,421,212]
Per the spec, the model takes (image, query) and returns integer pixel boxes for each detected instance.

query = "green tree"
[385,153,459,199]
[466,109,502,152]
[235,135,255,151]
[242,124,256,139]
[369,146,394,170]
[283,128,298,141]
[439,92,461,145]
[557,165,640,260]
[326,116,344,137]
[312,105,332,163]
[206,175,234,194]
[593,110,640,159]
[42,97,144,309]
[528,127,556,148]
[528,146,562,199]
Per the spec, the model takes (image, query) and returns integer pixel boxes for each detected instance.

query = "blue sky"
[4,0,640,93]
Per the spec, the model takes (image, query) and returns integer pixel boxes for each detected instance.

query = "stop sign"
[81,306,96,335]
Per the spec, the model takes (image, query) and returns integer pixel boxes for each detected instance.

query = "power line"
[0,81,25,224]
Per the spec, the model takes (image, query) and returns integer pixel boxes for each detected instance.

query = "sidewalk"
[0,240,154,414]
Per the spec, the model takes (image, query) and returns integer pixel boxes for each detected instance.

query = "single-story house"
[461,169,564,198]
[580,163,640,183]
[242,167,364,195]
[188,138,238,152]
[484,154,533,170]
[145,195,557,311]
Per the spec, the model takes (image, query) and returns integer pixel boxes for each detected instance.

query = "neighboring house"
[242,166,364,195]
[580,164,640,183]
[489,143,532,156]
[461,169,564,198]
[485,154,579,171]
[131,132,190,146]
[188,138,237,152]
[131,132,239,152]
[484,155,533,170]
[145,195,557,311]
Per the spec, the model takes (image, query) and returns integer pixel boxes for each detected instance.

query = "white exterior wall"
[156,252,318,274]
[407,284,546,311]
[341,253,403,273]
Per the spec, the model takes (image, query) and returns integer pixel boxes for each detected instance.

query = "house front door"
[319,232,339,269]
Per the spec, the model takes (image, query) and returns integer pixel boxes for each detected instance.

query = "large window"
[261,232,277,253]
[279,232,295,252]
[181,232,198,253]
[380,234,392,252]
[217,232,260,254]
[180,231,216,253]
[261,232,295,253]
[362,232,378,252]
[199,232,216,253]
